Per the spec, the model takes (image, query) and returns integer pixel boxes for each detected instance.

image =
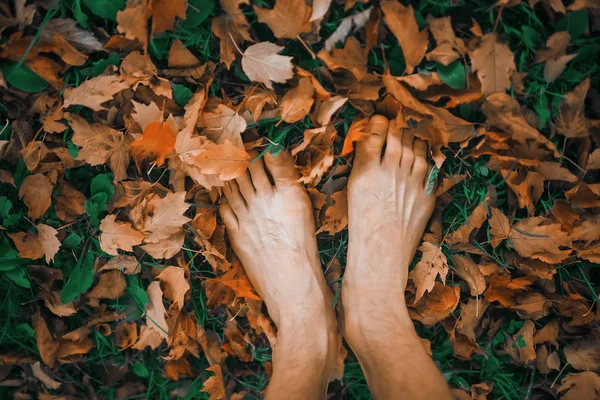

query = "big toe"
[264,150,300,186]
[355,115,388,166]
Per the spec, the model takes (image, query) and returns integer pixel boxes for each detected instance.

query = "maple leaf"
[66,114,123,165]
[254,0,312,39]
[380,0,429,74]
[409,282,460,326]
[318,37,367,80]
[63,75,129,111]
[133,281,169,350]
[120,51,172,98]
[142,231,186,259]
[241,42,294,89]
[99,214,145,256]
[129,191,191,244]
[558,372,600,400]
[198,104,247,149]
[211,0,252,68]
[150,0,187,34]
[279,77,315,124]
[113,180,153,209]
[157,266,190,310]
[470,33,515,95]
[201,365,226,400]
[193,140,251,181]
[409,241,449,303]
[8,223,61,263]
[426,16,467,66]
[19,173,54,219]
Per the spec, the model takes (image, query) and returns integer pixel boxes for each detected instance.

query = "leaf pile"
[0,0,599,399]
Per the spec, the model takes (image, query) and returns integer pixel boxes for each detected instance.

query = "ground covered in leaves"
[0,0,600,399]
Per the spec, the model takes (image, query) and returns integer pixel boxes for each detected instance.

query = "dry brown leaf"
[32,313,59,367]
[150,0,187,33]
[341,117,370,156]
[116,2,148,49]
[409,241,449,303]
[192,141,251,181]
[87,270,127,299]
[67,114,124,165]
[316,187,348,235]
[380,0,429,74]
[558,372,600,400]
[99,215,145,256]
[564,332,600,372]
[323,7,373,51]
[211,0,252,68]
[254,0,312,39]
[130,192,191,244]
[409,282,460,326]
[556,77,590,138]
[54,180,86,222]
[8,223,60,263]
[157,266,190,310]
[241,42,294,89]
[318,36,367,80]
[470,33,515,95]
[200,364,226,400]
[133,281,169,350]
[199,104,247,148]
[505,320,536,364]
[63,75,129,111]
[452,254,486,296]
[19,173,54,220]
[426,16,467,65]
[31,361,61,390]
[280,77,315,123]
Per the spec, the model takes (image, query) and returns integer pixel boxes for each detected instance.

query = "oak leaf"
[19,173,54,219]
[241,42,294,89]
[280,77,315,124]
[410,241,449,303]
[380,0,429,74]
[254,0,312,39]
[99,215,144,256]
[63,75,129,111]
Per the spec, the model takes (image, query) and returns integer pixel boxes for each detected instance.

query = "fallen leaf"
[201,364,226,400]
[409,241,449,303]
[453,254,486,296]
[557,372,600,400]
[280,77,315,123]
[254,0,312,39]
[318,36,367,80]
[87,270,127,299]
[470,33,515,95]
[63,75,129,111]
[211,0,252,68]
[323,7,373,50]
[316,187,348,235]
[99,255,142,275]
[18,173,54,219]
[564,332,600,372]
[31,361,61,390]
[99,214,145,256]
[556,77,590,138]
[193,141,251,181]
[409,282,460,326]
[380,0,429,74]
[133,281,169,350]
[341,117,370,156]
[129,191,191,244]
[67,114,124,166]
[157,266,190,309]
[241,42,294,89]
[199,104,247,148]
[150,0,187,33]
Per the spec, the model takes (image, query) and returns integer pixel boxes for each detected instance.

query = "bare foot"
[341,115,450,400]
[220,151,339,399]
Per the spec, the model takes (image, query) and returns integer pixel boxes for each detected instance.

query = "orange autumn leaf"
[469,33,515,95]
[19,173,54,220]
[201,365,226,400]
[8,223,61,263]
[130,120,177,167]
[253,0,312,39]
[409,241,449,303]
[157,266,190,310]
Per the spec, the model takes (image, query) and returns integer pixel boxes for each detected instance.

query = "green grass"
[1,0,599,398]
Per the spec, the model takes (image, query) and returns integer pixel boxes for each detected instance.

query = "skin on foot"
[343,114,437,333]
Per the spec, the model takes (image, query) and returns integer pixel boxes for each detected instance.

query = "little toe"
[411,138,429,179]
[382,120,403,168]
[219,201,238,230]
[355,115,388,166]
[399,129,415,173]
[235,170,256,201]
[248,155,273,193]
[264,150,300,186]
[223,180,246,214]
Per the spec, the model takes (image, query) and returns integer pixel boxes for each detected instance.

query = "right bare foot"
[342,115,437,337]
[341,115,451,400]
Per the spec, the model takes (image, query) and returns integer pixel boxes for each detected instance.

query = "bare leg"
[342,115,452,399]
[220,151,340,400]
